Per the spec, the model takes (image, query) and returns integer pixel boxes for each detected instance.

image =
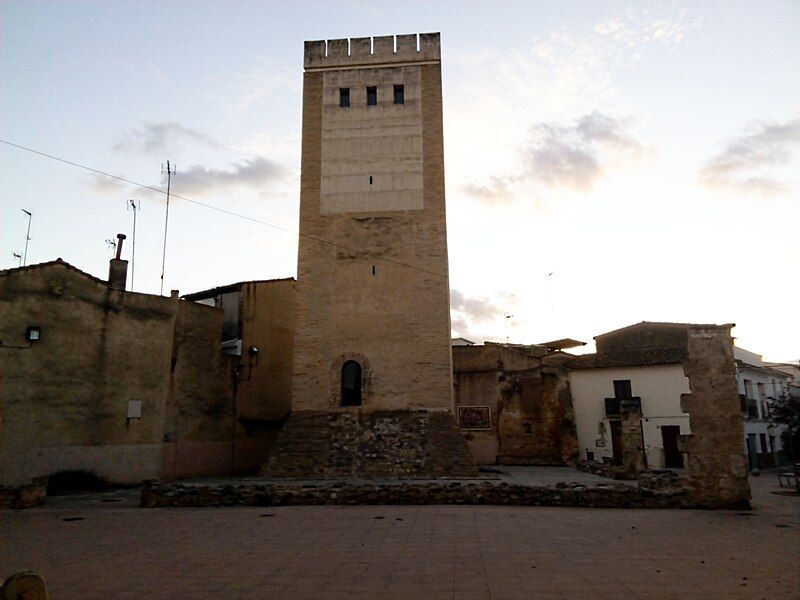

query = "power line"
[0,138,448,279]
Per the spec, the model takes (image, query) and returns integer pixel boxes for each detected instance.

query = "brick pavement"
[1,474,797,599]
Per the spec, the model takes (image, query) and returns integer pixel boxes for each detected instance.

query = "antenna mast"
[21,209,32,266]
[128,199,140,291]
[159,161,176,295]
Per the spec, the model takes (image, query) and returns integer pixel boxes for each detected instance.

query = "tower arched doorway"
[341,360,363,406]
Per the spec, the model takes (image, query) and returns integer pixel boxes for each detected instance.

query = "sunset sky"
[1,1,798,360]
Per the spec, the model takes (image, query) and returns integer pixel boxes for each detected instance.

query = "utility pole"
[160,161,175,295]
[21,209,32,266]
[128,199,140,291]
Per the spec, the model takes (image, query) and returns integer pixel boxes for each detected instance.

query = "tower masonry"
[294,33,452,412]
[263,33,477,478]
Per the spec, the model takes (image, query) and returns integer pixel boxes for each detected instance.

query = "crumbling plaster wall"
[570,364,691,467]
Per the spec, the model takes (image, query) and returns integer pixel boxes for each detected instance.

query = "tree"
[770,388,800,462]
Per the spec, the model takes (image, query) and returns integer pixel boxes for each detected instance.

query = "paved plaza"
[1,472,797,599]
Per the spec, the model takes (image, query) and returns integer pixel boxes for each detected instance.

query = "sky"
[1,1,798,361]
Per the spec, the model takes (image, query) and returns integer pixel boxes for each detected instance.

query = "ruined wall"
[619,400,646,475]
[496,369,578,466]
[452,346,578,466]
[679,325,751,508]
[292,34,453,413]
[0,261,234,486]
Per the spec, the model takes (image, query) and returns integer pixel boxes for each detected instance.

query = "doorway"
[341,360,362,406]
[661,425,684,468]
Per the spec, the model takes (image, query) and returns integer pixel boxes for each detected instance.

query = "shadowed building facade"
[263,33,477,478]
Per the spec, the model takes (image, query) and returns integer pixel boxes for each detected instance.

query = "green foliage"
[770,389,800,434]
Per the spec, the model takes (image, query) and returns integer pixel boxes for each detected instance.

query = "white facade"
[735,347,790,467]
[570,364,691,469]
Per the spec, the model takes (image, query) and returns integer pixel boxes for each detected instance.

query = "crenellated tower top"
[304,32,440,71]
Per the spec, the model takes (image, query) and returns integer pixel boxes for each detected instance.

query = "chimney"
[108,233,128,291]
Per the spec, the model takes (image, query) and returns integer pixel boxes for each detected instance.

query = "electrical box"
[127,400,142,419]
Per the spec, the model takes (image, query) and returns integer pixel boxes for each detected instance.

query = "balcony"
[605,397,641,416]
[740,394,759,420]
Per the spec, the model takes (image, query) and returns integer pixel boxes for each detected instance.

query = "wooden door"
[661,426,683,468]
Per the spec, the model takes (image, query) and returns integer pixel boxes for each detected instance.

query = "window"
[613,380,632,399]
[759,433,768,454]
[341,360,362,406]
[366,86,377,106]
[394,84,404,104]
[339,88,350,108]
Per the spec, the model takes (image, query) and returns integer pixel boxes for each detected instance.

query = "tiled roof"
[0,258,107,285]
[568,346,688,370]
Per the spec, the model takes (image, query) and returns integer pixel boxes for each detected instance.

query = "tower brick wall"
[292,33,453,412]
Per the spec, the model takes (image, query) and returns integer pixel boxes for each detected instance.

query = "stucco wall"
[0,261,233,486]
[237,280,295,422]
[570,364,691,468]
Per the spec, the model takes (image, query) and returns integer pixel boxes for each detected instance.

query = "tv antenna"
[12,251,22,267]
[21,209,32,266]
[105,238,118,254]
[505,313,514,344]
[128,199,141,291]
[160,161,176,295]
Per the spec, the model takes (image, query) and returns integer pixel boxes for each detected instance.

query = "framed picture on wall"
[458,406,491,430]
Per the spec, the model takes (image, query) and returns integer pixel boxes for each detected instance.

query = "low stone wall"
[0,477,47,510]
[140,479,690,509]
[638,469,686,492]
[576,460,635,480]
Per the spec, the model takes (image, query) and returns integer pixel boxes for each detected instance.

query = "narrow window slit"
[372,265,376,275]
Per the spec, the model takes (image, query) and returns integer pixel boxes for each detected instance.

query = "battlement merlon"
[304,33,440,71]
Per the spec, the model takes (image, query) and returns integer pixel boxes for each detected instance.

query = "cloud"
[114,121,222,154]
[526,112,643,189]
[450,289,505,323]
[172,156,287,196]
[88,174,128,195]
[698,118,800,194]
[461,176,516,203]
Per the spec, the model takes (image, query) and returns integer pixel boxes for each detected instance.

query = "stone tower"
[263,33,477,478]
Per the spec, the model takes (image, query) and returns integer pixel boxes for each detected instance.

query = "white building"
[735,348,791,468]
[570,322,791,471]
[570,346,691,469]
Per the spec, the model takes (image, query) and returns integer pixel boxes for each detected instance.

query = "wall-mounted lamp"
[26,326,41,342]
[248,346,259,356]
